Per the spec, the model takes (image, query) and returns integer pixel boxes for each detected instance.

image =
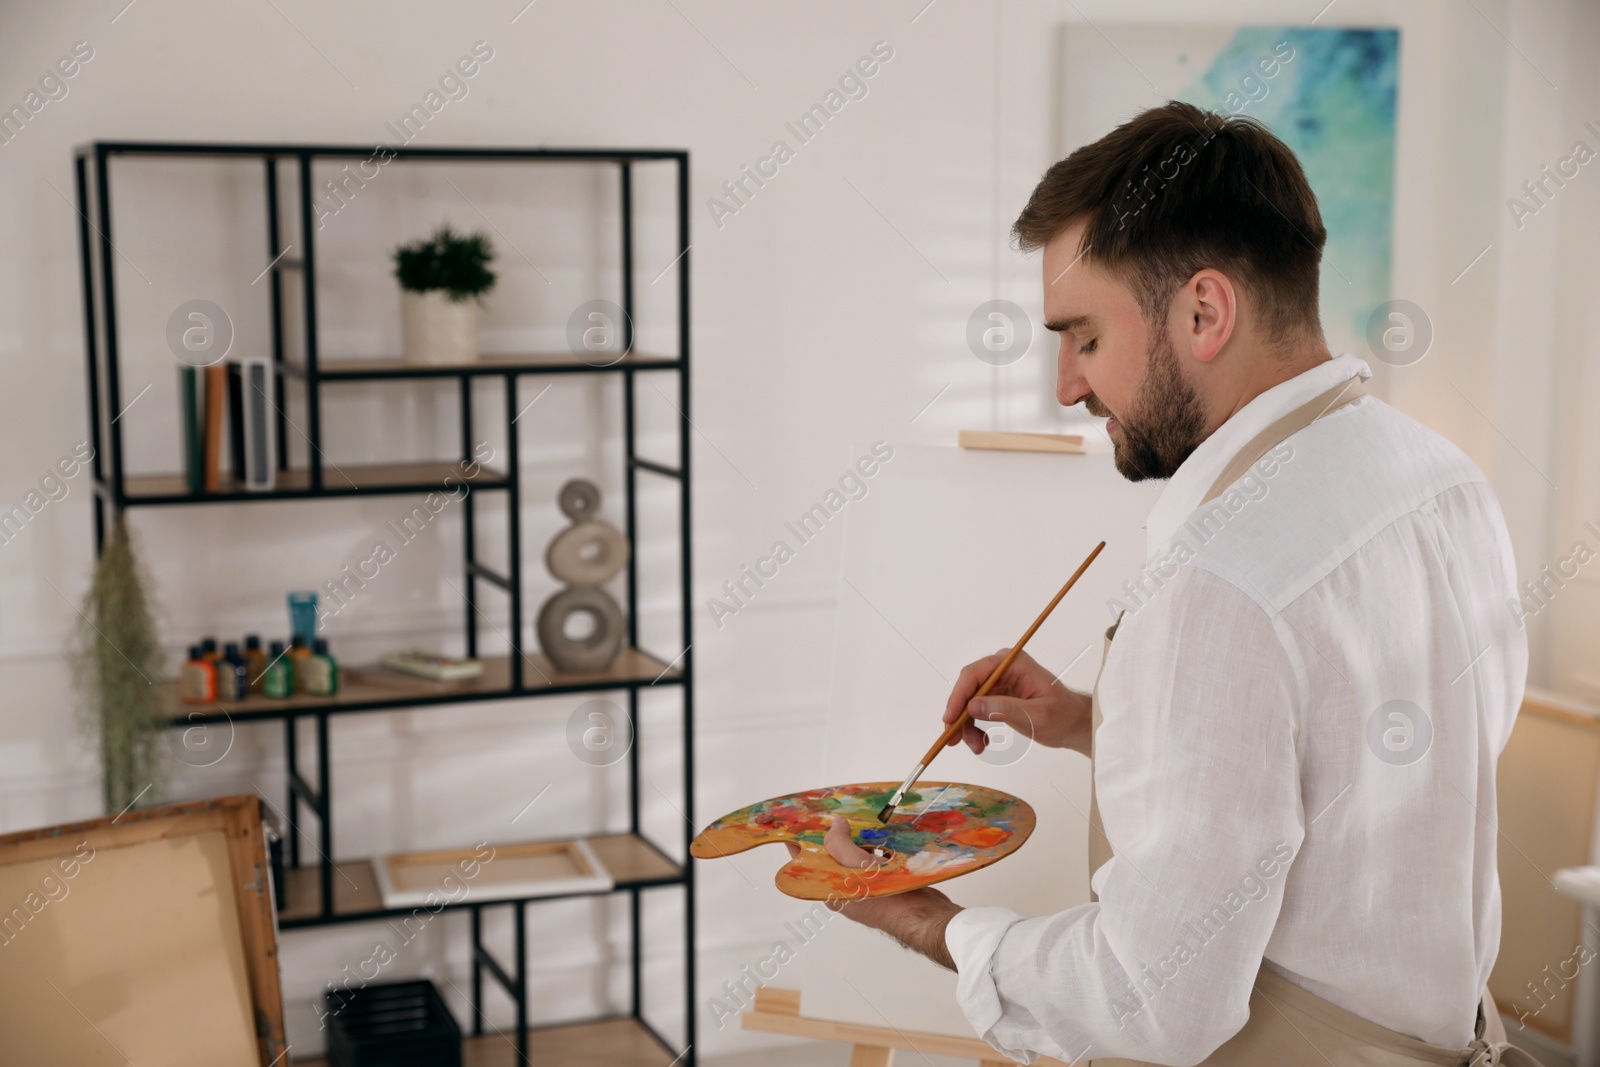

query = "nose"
[1056,336,1090,407]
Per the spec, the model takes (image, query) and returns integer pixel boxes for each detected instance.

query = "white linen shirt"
[943,353,1528,1065]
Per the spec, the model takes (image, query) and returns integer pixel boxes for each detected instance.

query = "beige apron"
[1083,377,1542,1066]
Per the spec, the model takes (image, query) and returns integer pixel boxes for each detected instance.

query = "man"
[787,101,1536,1065]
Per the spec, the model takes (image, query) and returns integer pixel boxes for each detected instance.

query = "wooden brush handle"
[918,540,1106,767]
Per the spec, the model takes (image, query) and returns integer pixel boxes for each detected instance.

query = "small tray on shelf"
[372,838,612,909]
[276,832,679,927]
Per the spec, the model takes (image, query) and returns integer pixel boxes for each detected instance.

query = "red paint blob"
[908,809,967,832]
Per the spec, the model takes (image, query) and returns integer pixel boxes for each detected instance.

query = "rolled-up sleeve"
[946,567,1305,1066]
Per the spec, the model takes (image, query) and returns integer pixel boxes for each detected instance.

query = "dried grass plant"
[68,515,166,814]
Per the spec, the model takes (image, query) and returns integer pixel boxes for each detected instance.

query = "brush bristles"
[876,803,894,823]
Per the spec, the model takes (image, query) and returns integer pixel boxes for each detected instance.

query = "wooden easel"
[742,986,1083,1066]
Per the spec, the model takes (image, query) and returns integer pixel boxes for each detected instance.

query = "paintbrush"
[876,540,1107,824]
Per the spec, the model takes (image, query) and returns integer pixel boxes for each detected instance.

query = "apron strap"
[1199,375,1368,507]
[1086,617,1121,900]
[1463,1040,1551,1066]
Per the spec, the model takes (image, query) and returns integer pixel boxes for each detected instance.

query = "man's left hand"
[784,814,963,971]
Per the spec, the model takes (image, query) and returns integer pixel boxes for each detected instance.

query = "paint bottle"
[287,591,318,645]
[201,636,221,662]
[263,640,294,699]
[243,634,267,693]
[304,638,339,697]
[288,634,314,694]
[216,643,249,701]
[179,645,217,704]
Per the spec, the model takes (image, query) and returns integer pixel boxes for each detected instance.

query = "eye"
[1079,338,1099,354]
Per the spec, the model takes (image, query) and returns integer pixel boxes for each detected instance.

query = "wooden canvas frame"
[372,837,612,908]
[0,794,286,1066]
[1489,691,1600,1046]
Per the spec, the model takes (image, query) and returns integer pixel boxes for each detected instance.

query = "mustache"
[1083,394,1113,419]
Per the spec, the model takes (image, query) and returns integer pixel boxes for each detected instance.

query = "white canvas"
[799,443,1160,1038]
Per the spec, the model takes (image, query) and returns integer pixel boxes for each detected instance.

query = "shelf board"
[86,140,686,164]
[166,648,683,725]
[521,648,684,693]
[294,1016,681,1066]
[281,351,683,380]
[115,460,508,505]
[278,832,683,928]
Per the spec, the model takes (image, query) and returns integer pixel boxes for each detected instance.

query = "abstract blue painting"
[1059,24,1401,361]
[1179,27,1399,361]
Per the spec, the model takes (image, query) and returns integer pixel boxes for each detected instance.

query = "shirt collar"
[1142,352,1373,561]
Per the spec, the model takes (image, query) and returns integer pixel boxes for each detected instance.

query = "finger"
[967,650,1013,703]
[945,698,982,746]
[823,815,879,870]
[943,653,1005,722]
[969,697,1019,726]
[785,841,800,859]
[963,719,987,754]
[970,694,1024,727]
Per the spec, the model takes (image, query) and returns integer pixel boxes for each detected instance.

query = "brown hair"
[1014,100,1325,343]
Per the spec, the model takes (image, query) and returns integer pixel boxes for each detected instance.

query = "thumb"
[823,815,879,870]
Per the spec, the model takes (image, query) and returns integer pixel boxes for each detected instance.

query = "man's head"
[1014,100,1328,480]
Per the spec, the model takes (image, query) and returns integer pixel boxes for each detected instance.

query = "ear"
[1181,269,1237,364]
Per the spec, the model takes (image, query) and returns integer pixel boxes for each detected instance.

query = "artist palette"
[691,781,1034,900]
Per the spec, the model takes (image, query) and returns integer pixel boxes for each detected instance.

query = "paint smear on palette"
[690,782,1035,900]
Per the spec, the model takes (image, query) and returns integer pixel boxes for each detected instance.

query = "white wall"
[0,0,1593,1060]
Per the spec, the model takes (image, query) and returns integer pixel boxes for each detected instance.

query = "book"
[378,650,483,681]
[227,362,246,483]
[239,358,276,491]
[179,365,202,494]
[202,363,226,491]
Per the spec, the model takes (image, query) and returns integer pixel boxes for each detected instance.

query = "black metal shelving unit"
[73,141,695,1067]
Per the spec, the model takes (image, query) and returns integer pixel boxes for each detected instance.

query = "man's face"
[1042,221,1207,481]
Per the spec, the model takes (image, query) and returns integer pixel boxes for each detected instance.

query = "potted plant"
[393,224,497,364]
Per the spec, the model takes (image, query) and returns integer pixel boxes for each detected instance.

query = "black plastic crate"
[324,979,462,1067]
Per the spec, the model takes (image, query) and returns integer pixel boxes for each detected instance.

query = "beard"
[1085,326,1207,482]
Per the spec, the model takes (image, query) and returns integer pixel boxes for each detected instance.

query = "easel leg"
[850,1045,894,1066]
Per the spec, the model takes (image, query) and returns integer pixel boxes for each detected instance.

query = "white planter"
[401,289,479,364]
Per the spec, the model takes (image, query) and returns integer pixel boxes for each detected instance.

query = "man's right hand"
[942,648,1092,756]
